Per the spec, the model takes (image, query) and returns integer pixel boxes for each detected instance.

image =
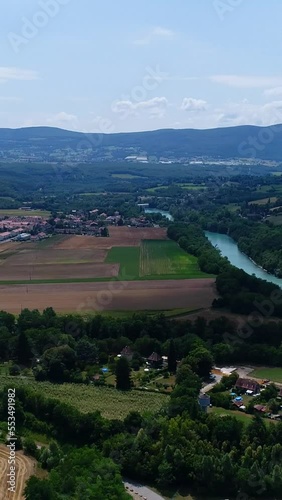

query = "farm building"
[148,352,163,369]
[235,378,260,394]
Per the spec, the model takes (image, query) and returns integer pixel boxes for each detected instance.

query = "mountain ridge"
[0,124,281,160]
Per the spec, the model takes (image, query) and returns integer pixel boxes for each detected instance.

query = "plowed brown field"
[0,278,216,313]
[56,227,167,250]
[0,445,36,500]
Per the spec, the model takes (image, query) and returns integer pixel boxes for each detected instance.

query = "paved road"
[201,374,222,393]
[124,480,165,500]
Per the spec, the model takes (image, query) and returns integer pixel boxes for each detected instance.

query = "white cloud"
[112,97,168,118]
[209,75,282,89]
[134,26,174,45]
[181,97,207,111]
[0,67,38,83]
[264,86,282,98]
[216,100,282,127]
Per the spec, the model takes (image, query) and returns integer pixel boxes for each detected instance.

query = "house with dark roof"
[148,352,163,369]
[235,378,260,394]
[254,404,267,413]
[120,346,133,362]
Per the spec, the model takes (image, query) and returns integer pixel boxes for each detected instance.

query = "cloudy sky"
[1,0,282,133]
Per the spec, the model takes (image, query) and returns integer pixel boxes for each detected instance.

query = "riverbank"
[205,231,282,288]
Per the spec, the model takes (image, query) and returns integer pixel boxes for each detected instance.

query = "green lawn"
[209,406,277,427]
[249,367,282,383]
[0,375,167,420]
[209,407,256,425]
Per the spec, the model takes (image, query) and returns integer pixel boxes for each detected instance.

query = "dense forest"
[3,124,282,159]
[1,363,282,499]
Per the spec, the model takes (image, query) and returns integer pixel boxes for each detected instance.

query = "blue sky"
[1,0,282,132]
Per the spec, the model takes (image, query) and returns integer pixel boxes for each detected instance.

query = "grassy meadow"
[249,367,282,383]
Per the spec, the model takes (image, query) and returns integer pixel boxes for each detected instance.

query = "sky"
[1,0,282,133]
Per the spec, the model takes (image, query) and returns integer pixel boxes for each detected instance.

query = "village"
[52,209,156,236]
[0,213,49,243]
[0,208,157,243]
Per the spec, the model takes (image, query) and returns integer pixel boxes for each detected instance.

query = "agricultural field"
[106,246,140,279]
[249,367,282,383]
[249,197,278,206]
[0,279,216,313]
[0,209,50,217]
[268,215,282,226]
[111,173,146,179]
[139,240,209,279]
[0,445,37,500]
[0,376,168,419]
[0,227,216,313]
[176,183,207,190]
[147,183,207,193]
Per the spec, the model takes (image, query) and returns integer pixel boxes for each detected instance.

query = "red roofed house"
[148,352,163,369]
[235,378,260,394]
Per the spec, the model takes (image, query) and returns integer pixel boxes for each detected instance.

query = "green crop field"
[249,367,282,383]
[106,246,140,279]
[0,375,167,420]
[106,241,210,280]
[140,240,210,279]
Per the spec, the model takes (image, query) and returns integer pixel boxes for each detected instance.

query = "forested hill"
[1,124,282,160]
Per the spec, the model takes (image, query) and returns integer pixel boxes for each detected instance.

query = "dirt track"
[0,279,216,313]
[0,445,36,500]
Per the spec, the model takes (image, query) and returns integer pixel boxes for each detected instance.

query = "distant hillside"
[1,125,282,160]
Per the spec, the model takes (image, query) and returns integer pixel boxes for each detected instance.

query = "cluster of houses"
[0,216,48,242]
[232,377,282,420]
[52,209,156,236]
[119,346,164,369]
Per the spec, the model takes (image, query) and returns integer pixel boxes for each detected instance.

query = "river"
[205,231,282,288]
[144,209,174,221]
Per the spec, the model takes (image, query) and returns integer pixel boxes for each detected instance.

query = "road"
[124,480,165,500]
